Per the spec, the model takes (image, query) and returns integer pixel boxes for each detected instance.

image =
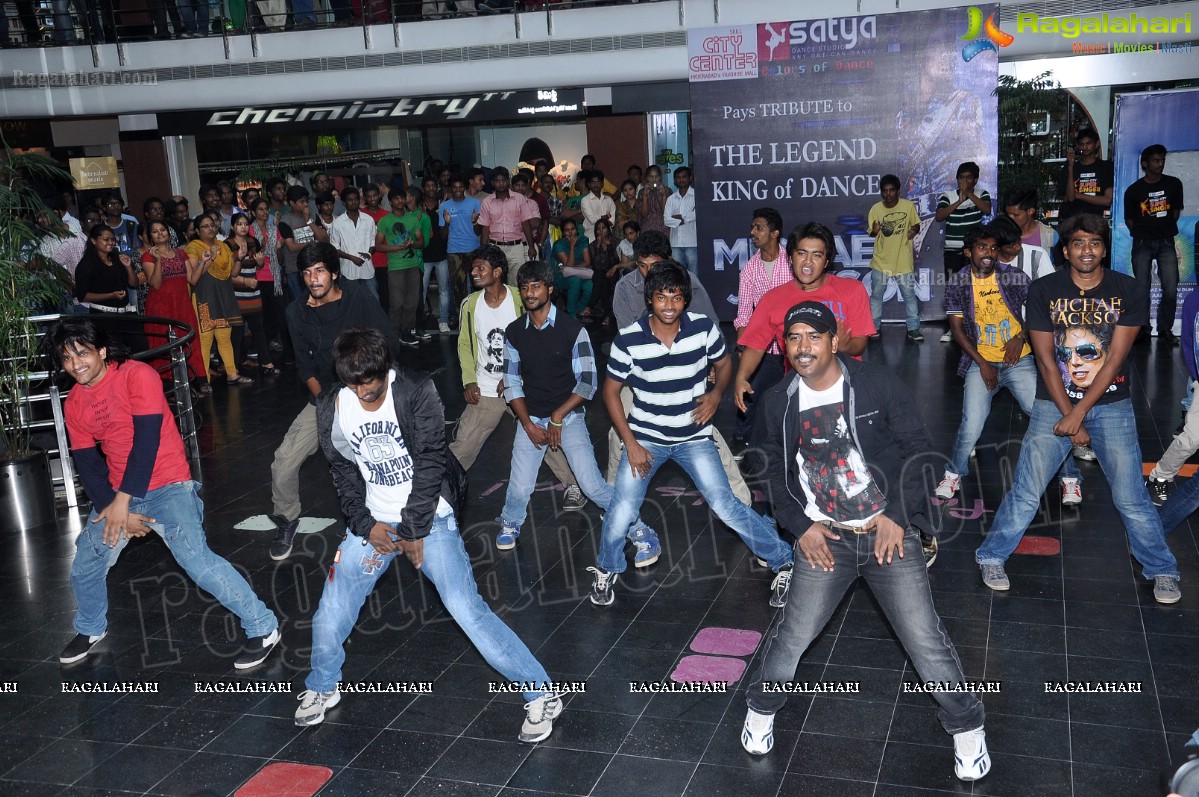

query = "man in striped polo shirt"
[935,161,991,342]
[589,261,795,607]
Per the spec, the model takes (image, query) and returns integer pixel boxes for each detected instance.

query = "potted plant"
[994,71,1068,208]
[0,138,76,529]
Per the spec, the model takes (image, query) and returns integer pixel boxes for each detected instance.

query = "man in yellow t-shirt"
[868,174,922,341]
[936,224,1082,504]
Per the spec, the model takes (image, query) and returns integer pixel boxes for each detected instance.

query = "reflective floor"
[1,322,1197,796]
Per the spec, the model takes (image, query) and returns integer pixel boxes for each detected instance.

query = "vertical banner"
[1111,88,1199,334]
[688,7,999,320]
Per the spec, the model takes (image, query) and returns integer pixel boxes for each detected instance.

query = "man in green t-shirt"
[375,187,431,347]
[868,174,922,342]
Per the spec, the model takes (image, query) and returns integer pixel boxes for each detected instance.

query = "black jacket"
[287,279,399,404]
[317,367,467,541]
[757,354,932,536]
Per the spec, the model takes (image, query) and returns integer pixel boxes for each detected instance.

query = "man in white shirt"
[327,186,379,301]
[580,170,616,242]
[664,167,698,275]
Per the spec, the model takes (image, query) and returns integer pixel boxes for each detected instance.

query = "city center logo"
[960,7,1013,61]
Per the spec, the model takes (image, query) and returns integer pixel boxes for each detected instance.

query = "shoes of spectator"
[1072,445,1097,461]
[769,565,792,608]
[269,339,284,352]
[413,328,433,342]
[295,689,340,726]
[934,472,960,499]
[1154,575,1182,604]
[1147,477,1172,507]
[439,322,452,334]
[1161,330,1180,346]
[59,632,106,664]
[269,514,299,561]
[730,437,749,462]
[906,329,925,343]
[741,708,775,755]
[980,563,1010,591]
[562,484,587,511]
[587,566,617,606]
[399,331,420,347]
[921,534,938,568]
[519,693,563,743]
[628,527,661,568]
[496,524,520,551]
[1060,478,1082,506]
[868,332,881,341]
[940,330,953,343]
[953,727,991,781]
[234,628,280,669]
[754,556,769,568]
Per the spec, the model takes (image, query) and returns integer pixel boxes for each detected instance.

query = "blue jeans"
[177,0,213,33]
[291,0,316,24]
[948,356,1080,483]
[674,246,699,276]
[869,269,921,331]
[1159,473,1199,537]
[598,437,793,575]
[304,511,551,700]
[747,527,985,733]
[71,481,277,639]
[976,399,1179,579]
[1131,237,1179,334]
[421,259,452,324]
[500,411,649,538]
[286,272,304,303]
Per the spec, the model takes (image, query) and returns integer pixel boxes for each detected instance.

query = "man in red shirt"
[52,318,279,668]
[734,221,874,412]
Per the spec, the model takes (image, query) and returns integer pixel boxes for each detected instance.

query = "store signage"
[69,156,121,189]
[156,88,584,134]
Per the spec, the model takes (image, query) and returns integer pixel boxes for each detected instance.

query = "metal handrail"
[22,312,199,508]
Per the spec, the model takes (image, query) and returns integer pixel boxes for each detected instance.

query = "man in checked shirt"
[732,207,791,457]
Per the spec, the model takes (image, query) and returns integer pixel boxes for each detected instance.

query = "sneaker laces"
[771,568,792,592]
[587,566,614,590]
[297,689,329,709]
[524,693,561,721]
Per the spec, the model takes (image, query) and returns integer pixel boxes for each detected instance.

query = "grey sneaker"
[562,484,587,511]
[769,566,792,608]
[519,693,563,743]
[587,566,617,606]
[940,330,953,343]
[1072,444,1097,461]
[295,689,341,726]
[980,563,1010,591]
[921,534,938,569]
[1153,575,1182,604]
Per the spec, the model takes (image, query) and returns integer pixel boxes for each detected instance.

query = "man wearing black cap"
[742,301,990,784]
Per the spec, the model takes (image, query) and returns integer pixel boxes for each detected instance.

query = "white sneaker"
[295,689,341,726]
[519,693,563,743]
[953,727,991,781]
[439,322,452,334]
[940,330,953,343]
[741,708,775,755]
[934,472,960,499]
[1060,478,1082,506]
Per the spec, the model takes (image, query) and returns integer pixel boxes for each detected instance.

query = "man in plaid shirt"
[732,208,792,454]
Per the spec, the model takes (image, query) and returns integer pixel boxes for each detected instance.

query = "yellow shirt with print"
[972,273,1030,363]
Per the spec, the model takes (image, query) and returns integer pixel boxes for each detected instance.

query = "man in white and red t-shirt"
[52,317,279,668]
[734,221,874,415]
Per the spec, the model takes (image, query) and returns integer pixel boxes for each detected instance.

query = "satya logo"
[960,7,1013,61]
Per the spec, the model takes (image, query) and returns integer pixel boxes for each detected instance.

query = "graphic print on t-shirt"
[347,419,414,487]
[482,328,505,377]
[1048,296,1122,401]
[796,401,885,523]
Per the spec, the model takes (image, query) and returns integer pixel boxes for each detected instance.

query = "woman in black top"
[73,224,145,350]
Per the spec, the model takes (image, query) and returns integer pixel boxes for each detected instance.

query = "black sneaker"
[730,437,749,462]
[234,628,280,669]
[269,514,299,561]
[1147,477,1172,507]
[412,328,433,342]
[769,565,792,607]
[399,331,420,348]
[60,632,106,664]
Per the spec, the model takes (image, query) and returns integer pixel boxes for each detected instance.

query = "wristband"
[548,420,563,427]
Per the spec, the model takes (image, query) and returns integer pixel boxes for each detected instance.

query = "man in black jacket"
[294,327,563,743]
[267,242,399,561]
[741,301,990,784]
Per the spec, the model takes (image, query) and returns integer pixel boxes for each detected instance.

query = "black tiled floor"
[3,324,1199,795]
